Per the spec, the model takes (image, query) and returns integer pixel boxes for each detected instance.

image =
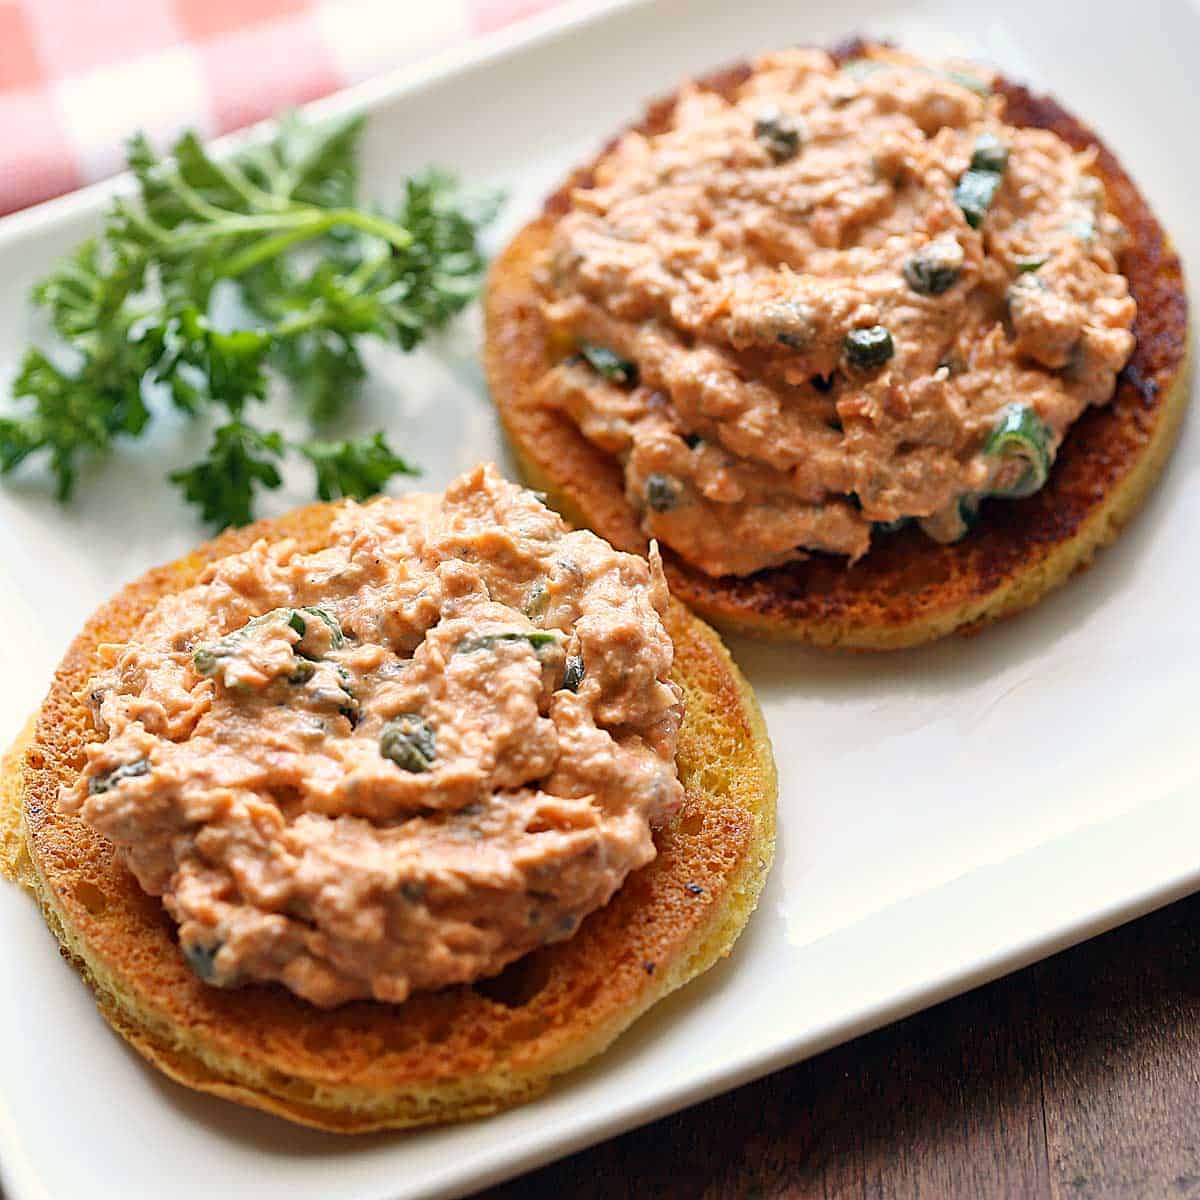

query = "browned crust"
[484,47,1193,648]
[3,502,777,1132]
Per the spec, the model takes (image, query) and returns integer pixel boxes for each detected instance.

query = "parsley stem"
[162,166,246,227]
[273,307,329,337]
[217,209,412,278]
[336,210,413,249]
[175,210,324,240]
[201,154,284,215]
[345,250,390,292]
[219,221,334,277]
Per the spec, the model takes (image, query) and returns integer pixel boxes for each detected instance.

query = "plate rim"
[1,1,1198,1196]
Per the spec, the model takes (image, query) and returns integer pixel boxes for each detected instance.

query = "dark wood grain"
[475,892,1200,1199]
[1037,898,1200,1198]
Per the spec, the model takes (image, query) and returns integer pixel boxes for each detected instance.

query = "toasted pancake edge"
[482,61,1192,649]
[496,316,1192,648]
[3,506,776,1132]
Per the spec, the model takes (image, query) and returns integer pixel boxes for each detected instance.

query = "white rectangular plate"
[1,1,1198,1197]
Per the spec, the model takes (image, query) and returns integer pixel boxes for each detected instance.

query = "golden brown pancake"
[484,44,1192,649]
[0,501,776,1132]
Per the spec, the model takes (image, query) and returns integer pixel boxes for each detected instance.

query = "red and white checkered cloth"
[0,0,566,216]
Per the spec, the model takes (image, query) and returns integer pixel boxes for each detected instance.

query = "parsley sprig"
[0,112,500,528]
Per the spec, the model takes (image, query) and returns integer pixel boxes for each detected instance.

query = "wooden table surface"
[476,890,1200,1199]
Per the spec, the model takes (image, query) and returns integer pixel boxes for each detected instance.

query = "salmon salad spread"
[533,47,1137,576]
[60,466,685,1007]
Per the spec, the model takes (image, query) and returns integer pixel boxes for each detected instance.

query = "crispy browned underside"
[484,46,1193,648]
[3,503,776,1132]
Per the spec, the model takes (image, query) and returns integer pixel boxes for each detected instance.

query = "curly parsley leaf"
[147,308,272,416]
[2,344,155,502]
[243,169,500,420]
[239,110,364,209]
[33,236,148,342]
[169,421,284,529]
[0,111,501,527]
[300,432,418,502]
